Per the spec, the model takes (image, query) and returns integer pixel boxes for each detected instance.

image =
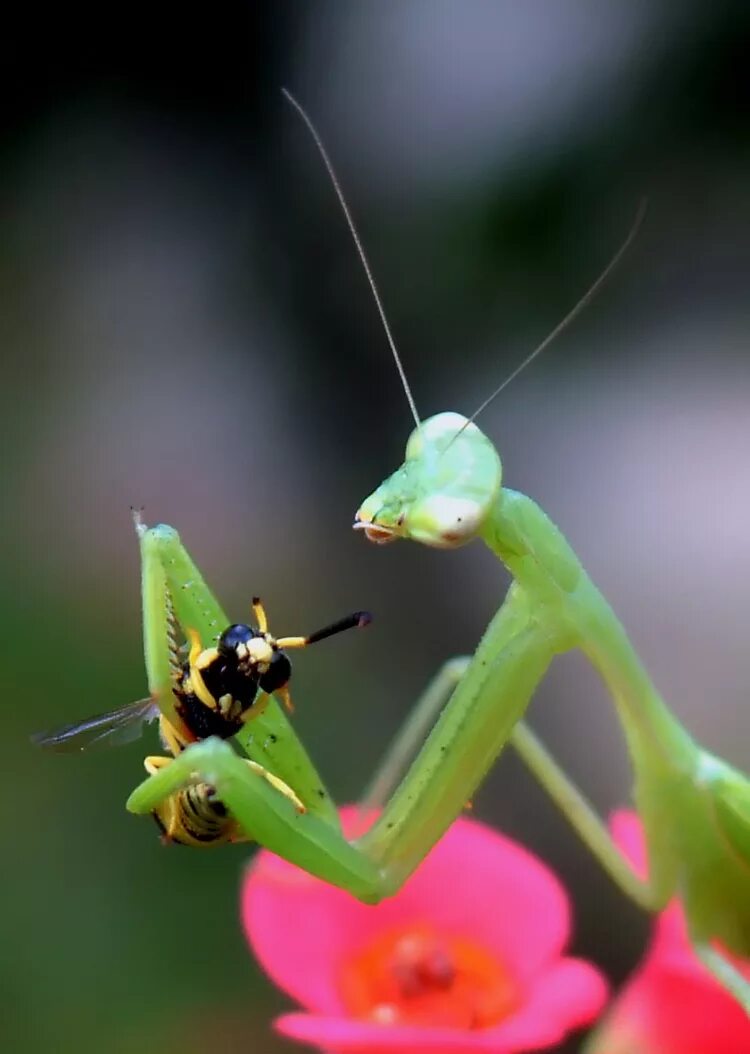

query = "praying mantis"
[110,94,750,1011]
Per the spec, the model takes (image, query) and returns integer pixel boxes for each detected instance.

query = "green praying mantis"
[57,93,750,1012]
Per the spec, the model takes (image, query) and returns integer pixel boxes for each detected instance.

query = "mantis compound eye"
[405,493,486,548]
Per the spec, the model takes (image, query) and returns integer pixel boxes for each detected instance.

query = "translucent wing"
[31,697,159,753]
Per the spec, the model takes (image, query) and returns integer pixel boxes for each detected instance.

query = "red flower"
[589,811,750,1054]
[241,809,607,1052]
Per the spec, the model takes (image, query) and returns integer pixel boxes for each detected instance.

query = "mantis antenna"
[283,88,645,440]
[282,88,421,428]
[451,197,648,441]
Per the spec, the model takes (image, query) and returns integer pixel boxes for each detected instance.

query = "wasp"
[33,598,371,846]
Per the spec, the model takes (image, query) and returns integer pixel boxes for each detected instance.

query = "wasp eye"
[259,650,292,694]
[218,623,256,655]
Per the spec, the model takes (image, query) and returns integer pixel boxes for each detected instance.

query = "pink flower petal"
[242,811,572,1015]
[241,851,357,1014]
[600,957,750,1054]
[609,810,686,949]
[600,810,750,1054]
[276,1012,560,1054]
[488,957,609,1047]
[277,1013,520,1053]
[609,810,648,879]
[274,956,608,1054]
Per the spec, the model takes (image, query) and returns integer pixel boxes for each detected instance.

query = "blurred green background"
[2,3,748,1051]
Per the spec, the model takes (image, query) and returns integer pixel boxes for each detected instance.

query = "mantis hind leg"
[359,657,474,815]
[361,653,662,913]
[509,721,664,912]
[691,937,750,1014]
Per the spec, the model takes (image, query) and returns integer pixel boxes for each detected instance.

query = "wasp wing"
[31,697,159,753]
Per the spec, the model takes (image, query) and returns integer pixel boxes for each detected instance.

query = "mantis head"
[281,92,641,552]
[354,412,502,549]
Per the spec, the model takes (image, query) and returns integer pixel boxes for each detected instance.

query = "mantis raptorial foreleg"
[129,738,382,900]
[127,528,560,899]
[142,754,305,847]
[135,515,342,826]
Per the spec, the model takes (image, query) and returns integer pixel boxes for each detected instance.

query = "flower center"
[339,922,520,1030]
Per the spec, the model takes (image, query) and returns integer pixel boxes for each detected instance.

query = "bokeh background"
[2,2,748,1051]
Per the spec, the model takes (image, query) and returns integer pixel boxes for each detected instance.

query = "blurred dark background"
[2,2,748,1051]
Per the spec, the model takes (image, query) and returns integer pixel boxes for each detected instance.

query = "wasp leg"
[142,752,305,820]
[143,754,182,841]
[144,755,172,775]
[274,686,294,715]
[241,691,272,722]
[246,759,305,813]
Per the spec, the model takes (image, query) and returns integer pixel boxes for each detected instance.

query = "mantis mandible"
[122,93,750,1011]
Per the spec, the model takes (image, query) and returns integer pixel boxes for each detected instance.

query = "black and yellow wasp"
[33,599,370,847]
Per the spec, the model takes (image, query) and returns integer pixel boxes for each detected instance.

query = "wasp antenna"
[282,88,420,428]
[452,199,648,444]
[305,610,372,646]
